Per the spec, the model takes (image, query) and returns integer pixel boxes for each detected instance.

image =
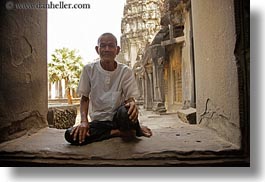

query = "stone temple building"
[134,0,249,150]
[117,0,163,67]
[137,0,192,113]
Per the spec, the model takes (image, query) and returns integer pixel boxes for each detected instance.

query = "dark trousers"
[64,105,143,145]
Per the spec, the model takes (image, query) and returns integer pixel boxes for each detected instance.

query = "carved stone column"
[144,64,154,110]
[134,69,144,104]
[152,57,166,113]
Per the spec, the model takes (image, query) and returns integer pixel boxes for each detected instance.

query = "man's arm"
[125,97,138,122]
[80,95,89,123]
[71,95,90,144]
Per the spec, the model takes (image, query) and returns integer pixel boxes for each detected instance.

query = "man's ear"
[95,46,99,54]
[116,46,120,55]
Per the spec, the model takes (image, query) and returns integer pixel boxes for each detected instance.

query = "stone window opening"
[0,0,249,167]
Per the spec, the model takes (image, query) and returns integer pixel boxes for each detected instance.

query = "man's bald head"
[97,33,118,46]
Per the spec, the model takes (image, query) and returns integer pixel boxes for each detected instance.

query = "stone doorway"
[164,44,183,112]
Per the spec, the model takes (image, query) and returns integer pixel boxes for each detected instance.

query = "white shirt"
[77,60,139,121]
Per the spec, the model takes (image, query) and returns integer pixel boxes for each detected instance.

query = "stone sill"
[0,127,249,167]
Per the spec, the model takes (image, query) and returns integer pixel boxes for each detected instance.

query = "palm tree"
[48,48,84,104]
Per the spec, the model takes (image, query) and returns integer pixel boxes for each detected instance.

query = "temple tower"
[119,0,163,67]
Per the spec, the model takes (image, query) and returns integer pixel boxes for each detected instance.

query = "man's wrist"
[80,111,89,122]
[81,119,88,123]
[80,120,89,128]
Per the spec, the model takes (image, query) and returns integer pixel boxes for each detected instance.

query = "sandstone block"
[177,108,196,124]
[47,106,77,129]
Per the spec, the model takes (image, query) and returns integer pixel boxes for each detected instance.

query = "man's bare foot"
[140,126,152,137]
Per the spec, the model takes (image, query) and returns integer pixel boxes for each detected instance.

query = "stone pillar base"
[152,102,167,113]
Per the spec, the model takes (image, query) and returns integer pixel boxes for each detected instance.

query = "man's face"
[96,35,120,62]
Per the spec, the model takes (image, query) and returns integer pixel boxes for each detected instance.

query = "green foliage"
[48,48,84,90]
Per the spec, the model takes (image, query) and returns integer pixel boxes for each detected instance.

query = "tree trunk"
[65,78,73,105]
[72,88,77,98]
[67,87,73,105]
[58,80,63,98]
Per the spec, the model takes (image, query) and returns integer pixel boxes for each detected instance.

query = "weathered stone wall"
[181,9,194,109]
[0,0,48,143]
[191,0,241,146]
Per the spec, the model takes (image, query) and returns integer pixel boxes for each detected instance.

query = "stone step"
[177,108,197,124]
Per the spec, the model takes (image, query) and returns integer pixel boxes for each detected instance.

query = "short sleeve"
[122,67,140,100]
[77,65,91,97]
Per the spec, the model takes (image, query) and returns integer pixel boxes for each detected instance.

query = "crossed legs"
[65,105,152,145]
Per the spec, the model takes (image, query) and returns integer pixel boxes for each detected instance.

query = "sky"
[48,0,126,64]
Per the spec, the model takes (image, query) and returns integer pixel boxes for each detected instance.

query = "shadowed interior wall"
[0,0,48,142]
[191,0,241,146]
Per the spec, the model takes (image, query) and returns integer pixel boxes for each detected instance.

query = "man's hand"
[70,121,90,144]
[125,98,138,122]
